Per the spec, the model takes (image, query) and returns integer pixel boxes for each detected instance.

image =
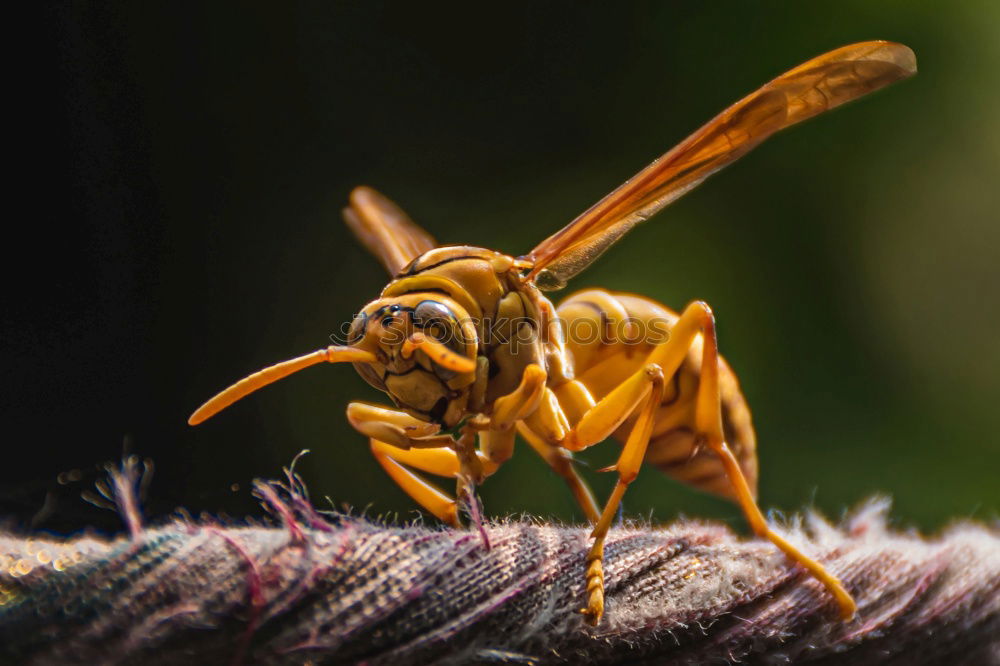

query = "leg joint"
[643,362,665,385]
[689,299,714,318]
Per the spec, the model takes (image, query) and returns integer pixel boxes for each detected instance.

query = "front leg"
[347,401,455,450]
[347,402,496,527]
[465,362,549,473]
[346,364,550,528]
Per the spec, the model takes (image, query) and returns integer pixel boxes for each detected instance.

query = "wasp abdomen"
[554,289,758,500]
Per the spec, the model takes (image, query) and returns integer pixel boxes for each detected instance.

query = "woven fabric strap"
[1,499,998,665]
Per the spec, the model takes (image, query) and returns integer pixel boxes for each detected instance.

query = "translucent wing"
[344,186,438,275]
[524,41,916,289]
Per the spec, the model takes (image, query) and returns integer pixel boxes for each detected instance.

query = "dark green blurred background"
[6,3,997,534]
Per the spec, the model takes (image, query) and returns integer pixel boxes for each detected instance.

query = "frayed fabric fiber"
[1,499,998,665]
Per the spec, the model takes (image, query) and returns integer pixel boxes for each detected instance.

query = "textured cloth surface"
[1,498,998,665]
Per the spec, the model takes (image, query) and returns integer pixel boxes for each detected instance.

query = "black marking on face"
[381,365,423,380]
[373,304,415,329]
[365,304,413,328]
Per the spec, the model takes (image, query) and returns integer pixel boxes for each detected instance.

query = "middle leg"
[517,422,600,524]
[558,363,667,625]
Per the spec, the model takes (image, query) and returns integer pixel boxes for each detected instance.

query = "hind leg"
[687,304,856,619]
[560,299,855,623]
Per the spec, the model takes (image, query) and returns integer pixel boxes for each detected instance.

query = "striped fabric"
[2,496,998,665]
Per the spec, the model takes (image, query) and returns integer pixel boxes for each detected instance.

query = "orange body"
[190,41,917,624]
[360,244,758,501]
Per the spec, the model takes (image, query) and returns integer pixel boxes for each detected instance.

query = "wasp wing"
[524,41,916,289]
[343,186,438,275]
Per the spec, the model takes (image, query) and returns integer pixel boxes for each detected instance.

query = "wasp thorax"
[347,292,479,425]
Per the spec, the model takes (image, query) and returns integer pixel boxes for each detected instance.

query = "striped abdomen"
[554,289,758,501]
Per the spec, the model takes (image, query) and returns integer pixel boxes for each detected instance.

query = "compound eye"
[347,312,368,345]
[413,300,456,342]
[413,300,466,381]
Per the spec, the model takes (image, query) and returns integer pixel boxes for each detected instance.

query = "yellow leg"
[562,363,665,454]
[346,401,455,449]
[370,438,500,528]
[518,423,600,524]
[491,364,547,431]
[566,364,666,625]
[349,402,498,527]
[689,305,857,620]
[478,428,516,466]
[370,439,462,526]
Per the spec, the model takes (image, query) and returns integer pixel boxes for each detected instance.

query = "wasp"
[190,41,915,624]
